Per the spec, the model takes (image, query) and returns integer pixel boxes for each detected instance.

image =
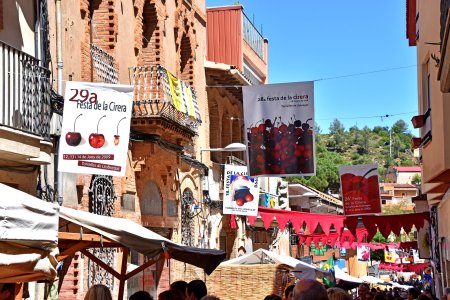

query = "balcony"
[242,13,264,60]
[206,5,268,84]
[128,65,201,146]
[0,40,53,165]
[0,41,52,139]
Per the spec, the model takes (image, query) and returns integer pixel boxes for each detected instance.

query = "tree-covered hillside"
[286,119,418,193]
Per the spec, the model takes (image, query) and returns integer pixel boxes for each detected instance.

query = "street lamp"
[200,142,247,163]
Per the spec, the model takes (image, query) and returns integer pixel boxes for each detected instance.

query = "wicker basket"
[170,261,296,300]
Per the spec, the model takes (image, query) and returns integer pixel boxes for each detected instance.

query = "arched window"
[140,180,163,215]
[141,0,161,65]
[179,33,194,86]
[181,188,195,246]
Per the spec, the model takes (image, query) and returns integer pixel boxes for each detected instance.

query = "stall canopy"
[59,206,226,274]
[360,275,387,285]
[0,183,59,282]
[334,268,362,284]
[58,206,226,300]
[221,248,331,280]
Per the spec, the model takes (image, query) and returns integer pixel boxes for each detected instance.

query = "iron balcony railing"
[242,13,265,60]
[128,65,201,133]
[0,40,52,140]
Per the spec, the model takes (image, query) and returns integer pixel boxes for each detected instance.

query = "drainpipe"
[55,0,63,205]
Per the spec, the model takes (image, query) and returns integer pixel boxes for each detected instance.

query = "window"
[121,193,136,211]
[140,180,163,215]
[421,61,432,145]
[167,199,177,216]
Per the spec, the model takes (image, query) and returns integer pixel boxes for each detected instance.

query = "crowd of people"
[81,280,450,300]
[83,279,219,300]
[263,281,450,300]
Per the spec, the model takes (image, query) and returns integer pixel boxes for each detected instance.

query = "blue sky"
[206,0,418,134]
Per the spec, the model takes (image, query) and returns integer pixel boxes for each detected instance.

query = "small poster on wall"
[339,163,381,215]
[357,245,371,262]
[384,247,401,264]
[242,82,315,177]
[223,164,259,216]
[58,81,133,176]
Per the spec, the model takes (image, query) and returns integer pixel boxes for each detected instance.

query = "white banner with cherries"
[58,81,133,176]
[242,82,315,177]
[223,164,259,216]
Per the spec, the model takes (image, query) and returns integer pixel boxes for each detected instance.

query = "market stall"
[207,249,324,299]
[0,183,59,283]
[58,206,226,300]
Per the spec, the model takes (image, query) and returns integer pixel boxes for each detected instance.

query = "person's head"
[374,294,386,300]
[293,279,328,300]
[171,280,188,296]
[200,296,220,300]
[130,290,153,300]
[444,287,450,300]
[417,295,431,300]
[186,280,207,300]
[84,284,112,300]
[364,292,374,300]
[327,287,352,300]
[0,284,15,300]
[284,285,295,300]
[158,290,184,300]
[264,295,282,300]
[408,288,421,300]
[358,284,370,298]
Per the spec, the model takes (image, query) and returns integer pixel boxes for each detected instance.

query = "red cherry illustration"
[236,198,245,207]
[89,115,106,149]
[342,167,378,212]
[114,117,126,146]
[65,114,83,146]
[244,193,254,202]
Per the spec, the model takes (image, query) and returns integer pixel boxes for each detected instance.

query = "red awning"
[345,212,430,241]
[247,207,346,234]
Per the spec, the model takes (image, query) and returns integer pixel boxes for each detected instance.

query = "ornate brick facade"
[50,0,208,298]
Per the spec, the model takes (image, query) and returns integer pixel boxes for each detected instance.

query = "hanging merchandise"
[59,81,133,176]
[242,82,315,177]
[165,70,201,121]
[384,247,400,264]
[223,165,259,216]
[339,164,381,216]
[357,245,371,262]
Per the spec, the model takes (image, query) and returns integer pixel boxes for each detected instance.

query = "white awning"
[220,248,329,280]
[335,267,363,283]
[59,206,226,275]
[0,184,59,282]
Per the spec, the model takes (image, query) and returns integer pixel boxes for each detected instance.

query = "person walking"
[293,279,328,300]
[84,284,112,300]
[327,287,351,300]
[186,280,207,300]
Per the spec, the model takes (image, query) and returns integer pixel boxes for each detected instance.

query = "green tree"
[357,126,371,154]
[328,119,346,152]
[392,119,409,134]
[411,174,421,185]
[329,118,345,135]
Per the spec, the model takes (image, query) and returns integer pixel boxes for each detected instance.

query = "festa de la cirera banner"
[242,81,316,177]
[339,163,382,216]
[59,81,133,176]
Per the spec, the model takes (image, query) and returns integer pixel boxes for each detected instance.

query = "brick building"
[45,0,210,298]
[0,0,274,298]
